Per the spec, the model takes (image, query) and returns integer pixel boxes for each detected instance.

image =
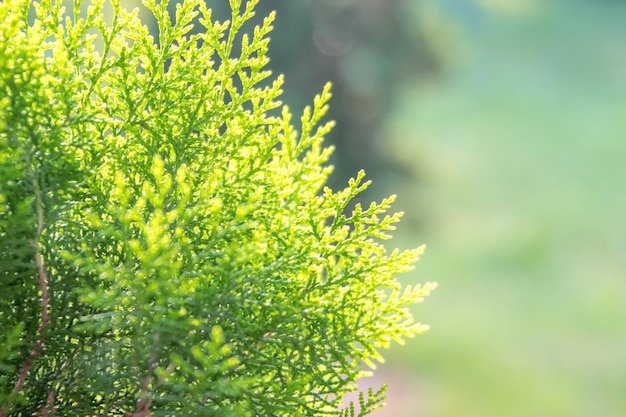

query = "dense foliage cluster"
[0,0,435,415]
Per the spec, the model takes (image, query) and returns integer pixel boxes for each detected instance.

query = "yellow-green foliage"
[0,0,435,415]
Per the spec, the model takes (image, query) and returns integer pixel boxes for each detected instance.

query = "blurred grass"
[377,1,626,416]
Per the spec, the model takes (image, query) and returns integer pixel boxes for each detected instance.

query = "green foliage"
[338,386,387,417]
[0,0,435,416]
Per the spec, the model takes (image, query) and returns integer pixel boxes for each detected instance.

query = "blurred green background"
[73,0,626,414]
[369,1,626,416]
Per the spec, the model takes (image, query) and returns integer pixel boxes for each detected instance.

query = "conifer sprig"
[0,0,435,415]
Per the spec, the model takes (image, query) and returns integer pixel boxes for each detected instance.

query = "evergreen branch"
[0,1,435,414]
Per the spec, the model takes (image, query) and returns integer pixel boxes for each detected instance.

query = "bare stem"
[129,336,160,417]
[38,389,57,416]
[0,178,50,417]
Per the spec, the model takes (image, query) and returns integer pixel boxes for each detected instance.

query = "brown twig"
[128,336,160,417]
[0,185,51,417]
[38,389,56,416]
[12,247,49,389]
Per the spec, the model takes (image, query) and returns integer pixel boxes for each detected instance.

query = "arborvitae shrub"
[0,0,436,416]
